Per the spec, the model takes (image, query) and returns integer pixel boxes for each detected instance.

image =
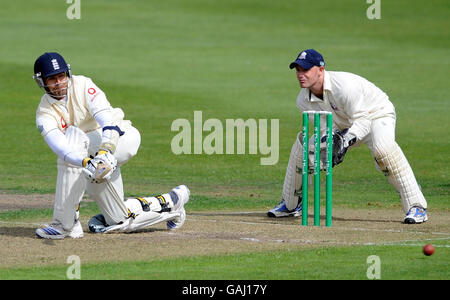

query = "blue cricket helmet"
[33,52,72,88]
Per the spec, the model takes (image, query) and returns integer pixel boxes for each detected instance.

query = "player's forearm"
[348,117,371,141]
[44,129,85,167]
[342,93,372,141]
[93,109,120,153]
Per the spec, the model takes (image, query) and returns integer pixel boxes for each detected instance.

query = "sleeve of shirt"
[43,129,85,167]
[36,114,59,137]
[341,84,372,141]
[84,78,112,119]
[83,78,119,150]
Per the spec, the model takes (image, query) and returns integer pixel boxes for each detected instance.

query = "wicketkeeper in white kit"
[268,49,428,224]
[33,52,190,239]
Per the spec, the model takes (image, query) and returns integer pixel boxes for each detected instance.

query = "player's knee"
[125,198,144,216]
[116,126,141,165]
[372,138,398,160]
[371,139,401,176]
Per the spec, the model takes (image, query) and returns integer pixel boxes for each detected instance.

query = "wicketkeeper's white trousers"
[282,115,427,213]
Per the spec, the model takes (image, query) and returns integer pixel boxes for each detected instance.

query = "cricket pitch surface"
[0,194,449,269]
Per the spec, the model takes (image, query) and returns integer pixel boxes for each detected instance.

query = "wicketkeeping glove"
[331,129,357,167]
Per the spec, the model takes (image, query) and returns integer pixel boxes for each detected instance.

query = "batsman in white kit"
[268,49,428,224]
[33,52,190,239]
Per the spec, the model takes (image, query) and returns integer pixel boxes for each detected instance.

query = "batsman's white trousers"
[53,126,88,231]
[85,120,141,225]
[53,121,141,230]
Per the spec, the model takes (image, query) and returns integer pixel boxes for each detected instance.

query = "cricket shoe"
[167,185,190,230]
[36,220,84,239]
[267,200,302,218]
[404,207,428,224]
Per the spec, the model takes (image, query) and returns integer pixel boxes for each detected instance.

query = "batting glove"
[82,150,117,183]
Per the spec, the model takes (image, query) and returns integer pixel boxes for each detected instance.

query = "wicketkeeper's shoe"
[36,220,84,239]
[267,200,302,218]
[167,185,190,230]
[404,207,428,224]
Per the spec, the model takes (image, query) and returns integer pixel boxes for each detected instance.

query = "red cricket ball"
[423,244,435,256]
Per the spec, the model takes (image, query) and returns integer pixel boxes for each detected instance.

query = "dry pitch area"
[0,194,449,269]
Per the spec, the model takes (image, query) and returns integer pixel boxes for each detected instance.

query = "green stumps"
[301,113,309,226]
[301,111,333,227]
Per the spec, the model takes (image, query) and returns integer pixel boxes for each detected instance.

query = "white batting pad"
[53,161,86,231]
[124,197,180,232]
[53,126,88,231]
[373,141,427,213]
[100,197,178,232]
[85,167,128,225]
[282,133,303,211]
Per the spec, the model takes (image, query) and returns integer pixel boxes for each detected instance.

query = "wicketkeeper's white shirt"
[296,70,396,141]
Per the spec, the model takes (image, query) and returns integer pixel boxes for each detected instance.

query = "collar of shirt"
[323,70,332,93]
[309,90,322,102]
[305,70,332,103]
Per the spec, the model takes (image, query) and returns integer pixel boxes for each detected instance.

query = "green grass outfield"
[1,242,448,280]
[0,0,449,280]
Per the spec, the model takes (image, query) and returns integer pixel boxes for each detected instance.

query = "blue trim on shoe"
[404,207,427,224]
[167,220,177,229]
[43,227,60,235]
[267,200,302,218]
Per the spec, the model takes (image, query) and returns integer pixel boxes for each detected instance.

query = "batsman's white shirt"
[296,70,396,141]
[36,75,125,166]
[35,75,141,229]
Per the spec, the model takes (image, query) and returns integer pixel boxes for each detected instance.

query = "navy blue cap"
[34,52,70,79]
[289,49,325,70]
